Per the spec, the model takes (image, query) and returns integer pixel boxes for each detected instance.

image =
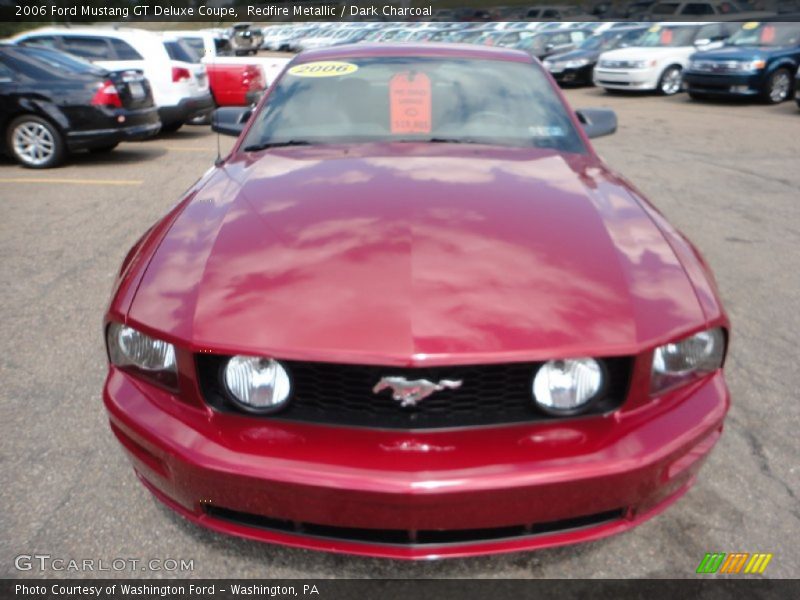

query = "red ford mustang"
[103,44,730,560]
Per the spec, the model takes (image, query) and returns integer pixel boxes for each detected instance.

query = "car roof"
[294,43,534,64]
[12,26,159,41]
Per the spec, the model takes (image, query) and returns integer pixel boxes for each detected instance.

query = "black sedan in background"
[543,27,648,86]
[513,29,594,61]
[0,44,160,168]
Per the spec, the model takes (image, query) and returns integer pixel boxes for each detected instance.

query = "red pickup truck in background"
[163,34,266,107]
[164,31,290,108]
[205,63,265,106]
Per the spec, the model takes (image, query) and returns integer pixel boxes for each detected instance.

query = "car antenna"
[212,45,223,168]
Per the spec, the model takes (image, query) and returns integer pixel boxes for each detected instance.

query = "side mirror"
[545,43,555,52]
[576,108,617,139]
[211,107,252,137]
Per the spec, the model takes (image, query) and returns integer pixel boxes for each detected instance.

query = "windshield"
[164,40,201,64]
[635,25,699,47]
[726,23,800,47]
[242,57,585,154]
[580,29,645,51]
[181,37,207,58]
[517,34,550,52]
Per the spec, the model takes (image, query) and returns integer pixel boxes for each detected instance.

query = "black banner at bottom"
[3,579,799,600]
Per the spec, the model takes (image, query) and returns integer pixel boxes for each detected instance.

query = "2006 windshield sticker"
[287,62,359,78]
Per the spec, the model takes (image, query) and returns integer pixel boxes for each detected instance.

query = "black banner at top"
[0,0,796,24]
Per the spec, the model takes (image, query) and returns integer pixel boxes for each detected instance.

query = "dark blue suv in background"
[684,22,800,104]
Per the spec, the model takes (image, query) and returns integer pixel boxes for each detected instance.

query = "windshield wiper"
[394,137,485,145]
[243,140,313,152]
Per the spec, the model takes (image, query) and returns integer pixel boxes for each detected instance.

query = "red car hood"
[129,144,705,365]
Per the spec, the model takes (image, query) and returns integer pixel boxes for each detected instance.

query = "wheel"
[6,115,66,168]
[658,65,683,96]
[763,68,791,104]
[88,143,119,153]
[160,122,183,133]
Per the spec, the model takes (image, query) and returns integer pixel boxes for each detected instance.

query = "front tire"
[6,115,66,169]
[658,65,683,96]
[763,68,791,104]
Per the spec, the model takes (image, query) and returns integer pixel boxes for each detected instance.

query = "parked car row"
[9,28,214,132]
[594,21,800,102]
[3,20,798,169]
[270,19,800,104]
[0,43,160,168]
[1,26,290,168]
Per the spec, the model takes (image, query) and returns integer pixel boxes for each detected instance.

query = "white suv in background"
[11,27,214,131]
[594,22,740,95]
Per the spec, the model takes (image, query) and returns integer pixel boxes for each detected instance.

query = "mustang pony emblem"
[373,376,463,408]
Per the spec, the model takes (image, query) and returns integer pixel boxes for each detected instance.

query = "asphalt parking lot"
[1,86,798,579]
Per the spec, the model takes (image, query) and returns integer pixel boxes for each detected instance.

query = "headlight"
[632,60,653,69]
[735,59,766,72]
[106,322,177,388]
[565,58,590,68]
[533,358,604,415]
[224,355,291,413]
[691,59,766,73]
[651,328,726,394]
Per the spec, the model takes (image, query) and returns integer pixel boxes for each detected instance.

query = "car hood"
[690,45,778,61]
[547,48,600,62]
[129,144,706,365]
[600,46,691,61]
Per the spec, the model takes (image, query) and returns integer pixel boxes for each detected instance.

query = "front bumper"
[104,368,728,559]
[684,72,764,97]
[158,93,215,127]
[593,67,660,91]
[550,64,595,86]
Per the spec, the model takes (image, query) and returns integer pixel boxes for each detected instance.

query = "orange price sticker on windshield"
[390,71,431,135]
[660,29,673,44]
[760,25,775,43]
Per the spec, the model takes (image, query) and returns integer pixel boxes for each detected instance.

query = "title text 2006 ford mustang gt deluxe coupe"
[103,44,730,560]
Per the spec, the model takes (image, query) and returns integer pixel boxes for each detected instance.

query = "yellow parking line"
[0,177,142,186]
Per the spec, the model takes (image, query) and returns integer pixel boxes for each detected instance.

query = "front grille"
[598,60,640,69]
[196,356,632,429]
[690,61,741,74]
[204,505,626,546]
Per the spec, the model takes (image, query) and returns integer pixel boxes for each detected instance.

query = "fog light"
[224,356,291,413]
[533,358,604,415]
